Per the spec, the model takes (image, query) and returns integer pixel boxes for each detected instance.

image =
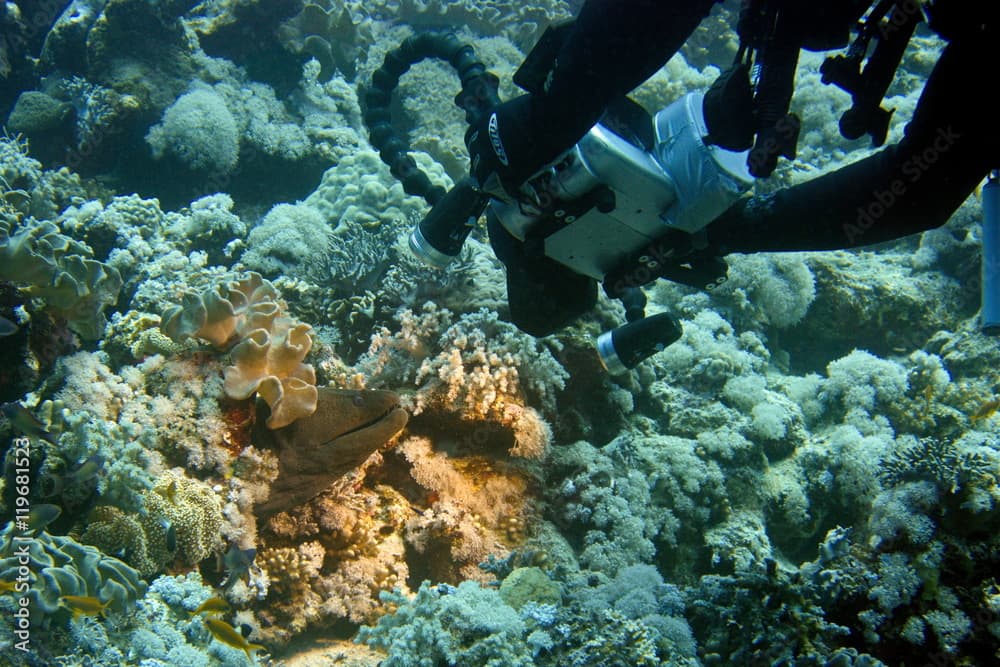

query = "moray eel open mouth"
[253,387,409,519]
[321,396,407,445]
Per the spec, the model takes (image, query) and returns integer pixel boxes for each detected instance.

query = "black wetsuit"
[491,0,998,335]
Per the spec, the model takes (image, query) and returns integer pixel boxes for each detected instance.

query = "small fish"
[22,504,62,535]
[220,545,257,590]
[1,403,57,444]
[204,616,265,660]
[159,517,177,552]
[970,397,1000,423]
[158,479,178,503]
[192,596,230,616]
[69,454,105,484]
[60,594,111,619]
[41,455,105,498]
[0,579,26,595]
[0,315,17,337]
[919,384,934,419]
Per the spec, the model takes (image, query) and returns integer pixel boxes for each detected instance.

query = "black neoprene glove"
[465,94,556,199]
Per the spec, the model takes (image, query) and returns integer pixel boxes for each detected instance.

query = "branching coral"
[161,272,318,428]
[357,580,536,667]
[879,436,994,495]
[255,483,413,642]
[356,304,565,458]
[398,436,532,576]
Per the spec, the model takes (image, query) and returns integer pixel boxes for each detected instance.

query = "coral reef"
[161,272,318,428]
[0,3,995,666]
[0,566,268,666]
[82,471,224,577]
[0,527,146,618]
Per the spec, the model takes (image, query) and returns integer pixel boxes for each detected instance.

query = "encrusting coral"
[160,272,318,428]
[81,471,224,577]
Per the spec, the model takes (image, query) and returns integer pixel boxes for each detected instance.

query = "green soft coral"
[0,528,146,617]
[0,218,122,339]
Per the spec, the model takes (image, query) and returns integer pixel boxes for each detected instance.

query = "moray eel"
[253,387,408,519]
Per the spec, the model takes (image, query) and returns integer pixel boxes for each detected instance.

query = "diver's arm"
[532,0,721,152]
[468,0,720,194]
[706,36,996,253]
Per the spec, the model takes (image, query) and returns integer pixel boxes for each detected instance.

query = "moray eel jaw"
[253,387,408,519]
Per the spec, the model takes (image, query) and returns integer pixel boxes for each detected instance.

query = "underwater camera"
[362,28,752,373]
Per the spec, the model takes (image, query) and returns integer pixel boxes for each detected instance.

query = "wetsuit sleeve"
[705,35,998,253]
[525,0,721,166]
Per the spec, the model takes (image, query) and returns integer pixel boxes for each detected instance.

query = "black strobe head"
[597,312,683,374]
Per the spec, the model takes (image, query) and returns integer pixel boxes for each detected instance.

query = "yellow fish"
[60,595,111,619]
[158,479,178,503]
[192,596,230,616]
[204,617,265,660]
[970,397,1000,423]
[1,579,25,595]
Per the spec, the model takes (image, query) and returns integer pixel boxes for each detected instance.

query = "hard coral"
[82,472,224,577]
[161,272,318,428]
[256,483,414,643]
[358,304,565,457]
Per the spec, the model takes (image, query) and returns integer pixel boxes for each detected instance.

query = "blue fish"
[159,517,177,552]
[0,315,17,337]
[2,403,56,444]
[220,545,257,590]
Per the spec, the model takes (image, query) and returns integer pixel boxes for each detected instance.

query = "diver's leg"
[706,37,997,253]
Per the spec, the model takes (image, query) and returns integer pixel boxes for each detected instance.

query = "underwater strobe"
[983,169,1000,335]
[363,31,752,373]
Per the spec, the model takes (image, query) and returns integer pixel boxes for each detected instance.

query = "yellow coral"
[160,272,318,428]
[81,472,224,577]
[224,315,317,429]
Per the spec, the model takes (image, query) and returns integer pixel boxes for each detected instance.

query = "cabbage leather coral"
[0,527,146,617]
[160,272,317,428]
[0,218,122,339]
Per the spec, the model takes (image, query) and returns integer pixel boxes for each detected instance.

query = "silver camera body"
[491,92,754,281]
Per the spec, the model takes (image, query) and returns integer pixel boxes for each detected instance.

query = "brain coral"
[160,272,317,428]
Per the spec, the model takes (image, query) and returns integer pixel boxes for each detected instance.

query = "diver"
[461,0,998,345]
[364,1,999,371]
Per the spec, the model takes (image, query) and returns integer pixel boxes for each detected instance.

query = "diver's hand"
[465,95,546,200]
